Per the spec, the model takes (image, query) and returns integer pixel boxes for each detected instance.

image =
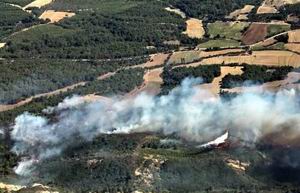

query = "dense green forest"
[0,67,145,125]
[0,0,185,59]
[221,65,293,88]
[0,3,41,40]
[169,0,262,21]
[0,0,32,6]
[0,58,147,104]
[160,65,221,94]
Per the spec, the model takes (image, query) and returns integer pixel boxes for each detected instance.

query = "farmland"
[1,0,300,192]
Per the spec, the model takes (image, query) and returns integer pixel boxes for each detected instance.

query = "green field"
[207,21,249,40]
[267,24,291,37]
[197,39,241,48]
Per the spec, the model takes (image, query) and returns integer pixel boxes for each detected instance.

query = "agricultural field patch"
[207,21,249,40]
[288,29,300,42]
[285,43,300,53]
[201,50,300,67]
[267,24,290,37]
[242,23,268,44]
[197,39,241,48]
[39,10,75,23]
[227,5,255,21]
[183,18,205,39]
[167,51,201,65]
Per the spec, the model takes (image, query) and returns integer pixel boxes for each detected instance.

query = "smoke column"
[10,78,300,176]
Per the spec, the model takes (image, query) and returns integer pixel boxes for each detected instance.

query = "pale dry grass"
[0,43,6,48]
[197,66,243,98]
[201,50,300,67]
[285,43,300,53]
[127,68,163,97]
[288,29,300,43]
[227,5,254,20]
[39,10,75,23]
[183,18,205,39]
[143,54,169,68]
[256,5,278,14]
[24,0,54,9]
[167,50,202,65]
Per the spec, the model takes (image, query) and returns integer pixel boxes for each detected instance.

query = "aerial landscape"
[1,0,300,192]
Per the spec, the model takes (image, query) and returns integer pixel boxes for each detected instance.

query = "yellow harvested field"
[227,5,254,20]
[288,30,300,43]
[174,49,245,68]
[39,10,75,23]
[144,68,163,84]
[199,49,245,58]
[201,50,300,67]
[168,50,201,65]
[183,18,205,39]
[256,5,278,14]
[197,66,243,98]
[24,0,54,9]
[285,43,300,53]
[0,43,5,48]
[127,68,163,97]
[143,53,170,68]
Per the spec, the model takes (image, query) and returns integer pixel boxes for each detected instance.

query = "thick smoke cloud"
[11,78,300,176]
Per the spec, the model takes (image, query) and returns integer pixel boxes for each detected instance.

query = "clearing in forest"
[143,54,170,68]
[201,50,300,67]
[183,18,205,39]
[39,10,75,23]
[197,66,243,98]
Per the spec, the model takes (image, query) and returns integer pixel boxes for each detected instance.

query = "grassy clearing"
[267,24,290,37]
[197,39,241,48]
[167,51,201,65]
[207,21,249,40]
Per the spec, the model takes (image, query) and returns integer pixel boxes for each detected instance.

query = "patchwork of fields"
[1,0,300,192]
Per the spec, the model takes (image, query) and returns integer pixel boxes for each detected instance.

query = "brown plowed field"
[242,23,268,45]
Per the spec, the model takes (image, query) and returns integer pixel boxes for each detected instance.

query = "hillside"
[0,0,300,192]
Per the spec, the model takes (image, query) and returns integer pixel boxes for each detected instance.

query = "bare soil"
[242,23,268,45]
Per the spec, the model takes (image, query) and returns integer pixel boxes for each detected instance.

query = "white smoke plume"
[10,78,300,176]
